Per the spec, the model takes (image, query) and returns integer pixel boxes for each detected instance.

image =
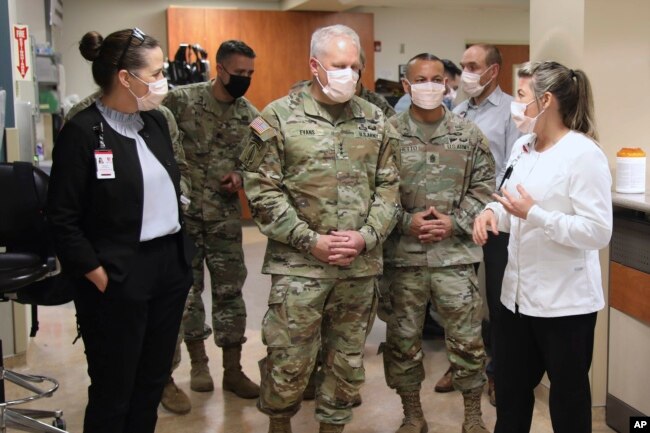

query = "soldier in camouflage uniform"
[163,40,260,400]
[65,92,194,414]
[382,54,494,433]
[357,48,396,118]
[240,25,400,433]
[300,47,395,404]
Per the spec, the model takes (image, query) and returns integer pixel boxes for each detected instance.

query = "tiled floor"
[5,224,616,432]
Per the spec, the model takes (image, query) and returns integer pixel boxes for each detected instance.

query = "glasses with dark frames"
[117,27,146,70]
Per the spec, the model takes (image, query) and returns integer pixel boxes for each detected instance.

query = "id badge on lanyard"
[93,122,115,179]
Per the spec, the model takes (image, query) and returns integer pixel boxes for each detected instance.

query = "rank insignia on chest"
[250,116,275,141]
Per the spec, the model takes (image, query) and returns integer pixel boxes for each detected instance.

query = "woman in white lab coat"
[473,61,612,433]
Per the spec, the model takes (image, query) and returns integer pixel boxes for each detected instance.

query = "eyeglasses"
[117,27,146,70]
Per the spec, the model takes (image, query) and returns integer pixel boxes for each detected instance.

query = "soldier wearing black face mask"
[162,40,261,408]
[219,65,252,99]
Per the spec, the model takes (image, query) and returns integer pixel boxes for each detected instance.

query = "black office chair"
[0,161,68,432]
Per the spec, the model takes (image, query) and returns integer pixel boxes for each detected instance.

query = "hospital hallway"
[4,223,615,433]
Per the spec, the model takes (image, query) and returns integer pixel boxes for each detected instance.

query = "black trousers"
[73,234,192,433]
[482,231,509,377]
[494,304,597,433]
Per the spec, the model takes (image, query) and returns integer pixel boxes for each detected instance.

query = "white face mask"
[461,66,494,97]
[408,81,446,110]
[510,100,545,134]
[315,59,359,103]
[128,72,168,111]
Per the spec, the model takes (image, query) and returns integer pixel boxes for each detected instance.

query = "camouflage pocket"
[261,283,291,347]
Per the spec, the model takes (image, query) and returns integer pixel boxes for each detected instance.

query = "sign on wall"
[12,25,32,81]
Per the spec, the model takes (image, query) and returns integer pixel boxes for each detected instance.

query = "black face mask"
[220,67,251,99]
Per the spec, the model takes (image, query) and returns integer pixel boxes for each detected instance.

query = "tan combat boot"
[186,339,214,392]
[434,365,454,393]
[319,422,345,432]
[396,391,428,433]
[160,376,191,414]
[222,344,260,399]
[462,387,490,433]
[268,416,292,433]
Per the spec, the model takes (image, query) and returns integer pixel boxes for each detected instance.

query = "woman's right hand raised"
[473,208,499,246]
[85,266,109,293]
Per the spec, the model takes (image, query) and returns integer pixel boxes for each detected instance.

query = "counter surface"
[612,192,650,213]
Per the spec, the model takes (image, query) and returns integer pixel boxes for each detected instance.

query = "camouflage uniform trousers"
[181,215,248,347]
[382,264,486,393]
[258,274,375,424]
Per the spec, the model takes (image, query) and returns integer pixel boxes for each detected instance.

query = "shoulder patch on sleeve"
[250,116,275,141]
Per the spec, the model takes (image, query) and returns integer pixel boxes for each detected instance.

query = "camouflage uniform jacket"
[164,81,259,221]
[65,91,191,198]
[240,88,401,278]
[359,86,396,118]
[384,107,495,268]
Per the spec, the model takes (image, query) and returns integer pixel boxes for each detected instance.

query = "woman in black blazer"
[47,28,193,433]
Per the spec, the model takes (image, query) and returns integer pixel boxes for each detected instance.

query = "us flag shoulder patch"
[250,116,275,141]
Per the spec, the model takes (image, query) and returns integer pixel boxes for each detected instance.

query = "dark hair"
[474,43,502,68]
[79,29,159,92]
[216,40,256,64]
[405,53,443,77]
[441,59,461,77]
[518,61,598,140]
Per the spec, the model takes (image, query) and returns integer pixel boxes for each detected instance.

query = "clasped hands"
[409,207,453,243]
[311,230,366,267]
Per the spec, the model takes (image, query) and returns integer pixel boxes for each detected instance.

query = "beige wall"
[357,5,530,82]
[609,308,650,414]
[584,0,650,407]
[60,0,279,99]
[0,302,15,355]
[15,0,47,44]
[586,0,650,411]
[529,0,650,407]
[60,2,529,100]
[530,0,584,66]
[585,0,650,188]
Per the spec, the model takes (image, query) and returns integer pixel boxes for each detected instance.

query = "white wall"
[356,5,530,82]
[61,0,279,99]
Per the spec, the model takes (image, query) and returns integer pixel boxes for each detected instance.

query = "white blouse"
[97,100,180,241]
[487,131,612,317]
